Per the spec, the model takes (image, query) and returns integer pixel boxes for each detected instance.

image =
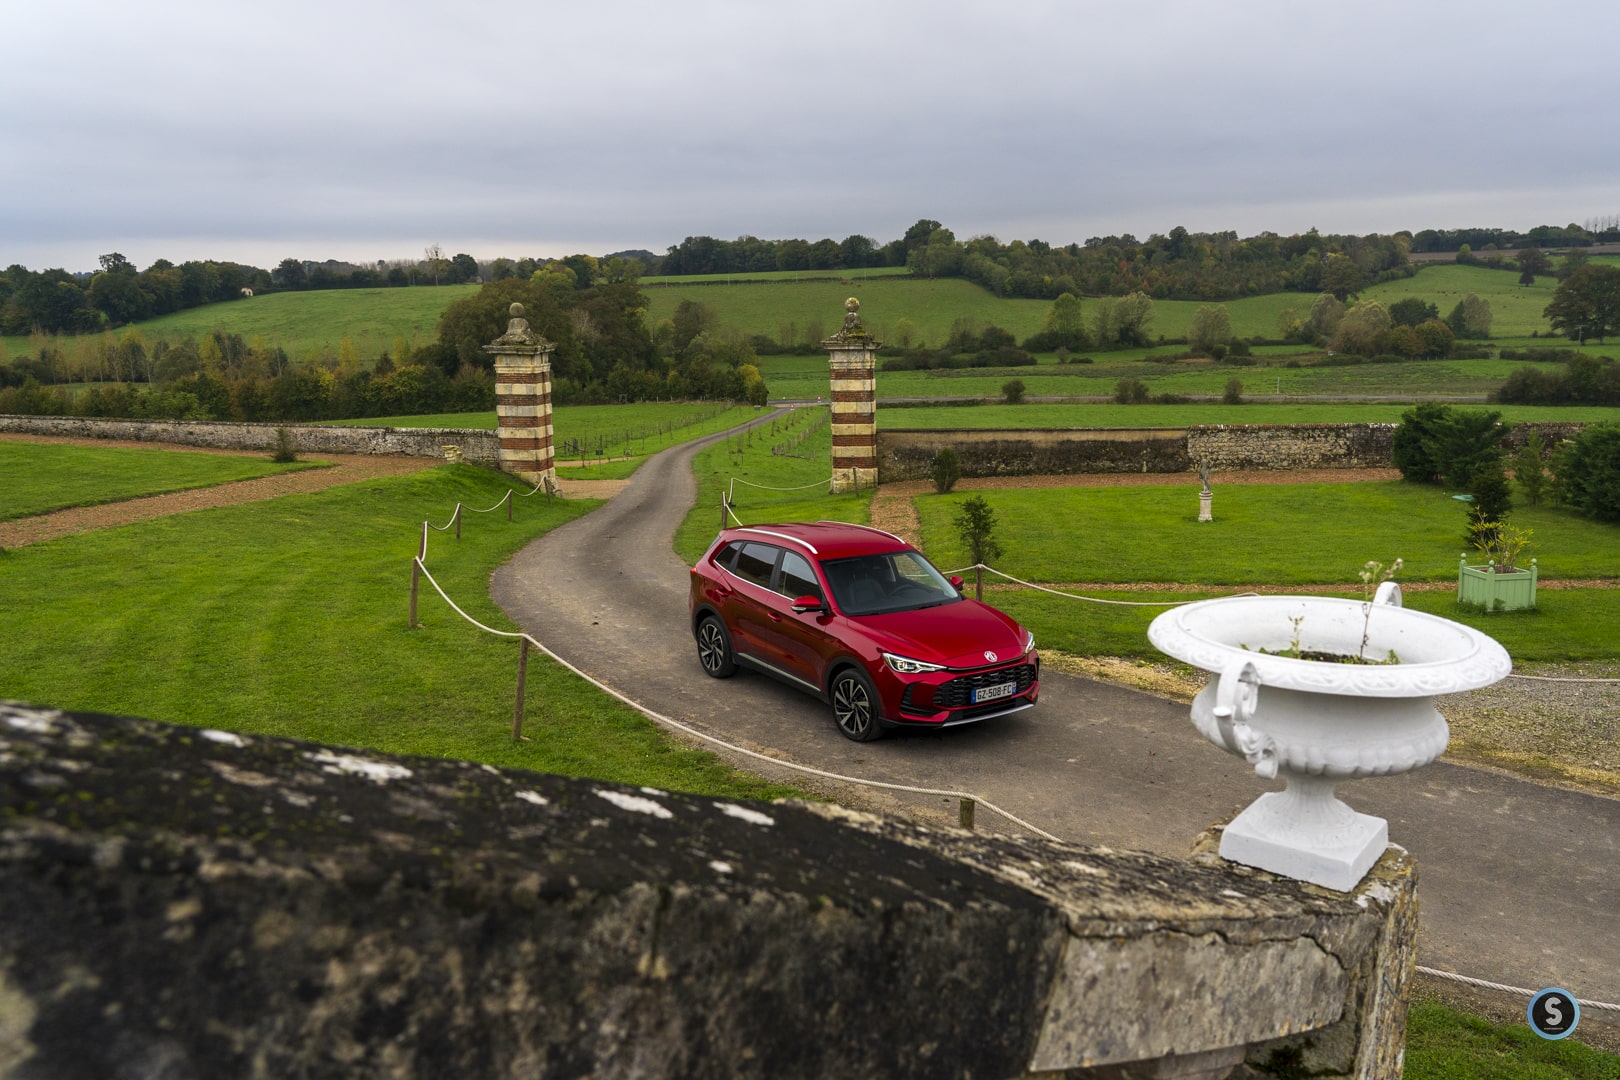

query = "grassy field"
[1,284,479,364]
[673,405,872,563]
[875,402,1620,429]
[7,261,1604,377]
[642,266,910,285]
[0,441,321,520]
[325,401,747,450]
[0,459,801,801]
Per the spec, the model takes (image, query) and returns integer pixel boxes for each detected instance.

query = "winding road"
[492,414,1620,1015]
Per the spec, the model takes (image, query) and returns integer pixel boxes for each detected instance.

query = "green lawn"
[673,405,872,563]
[323,401,750,456]
[0,461,801,801]
[912,482,1620,585]
[876,403,1620,429]
[0,441,322,520]
[642,266,910,285]
[1404,1002,1620,1078]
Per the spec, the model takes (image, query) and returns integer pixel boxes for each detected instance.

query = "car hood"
[857,600,1029,668]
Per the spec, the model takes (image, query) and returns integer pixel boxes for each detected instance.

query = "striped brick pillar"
[482,303,557,490]
[823,297,880,493]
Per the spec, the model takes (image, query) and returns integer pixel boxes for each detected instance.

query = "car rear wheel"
[830,667,882,742]
[696,616,736,677]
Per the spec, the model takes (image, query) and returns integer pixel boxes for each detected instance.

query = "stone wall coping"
[1,704,1413,1079]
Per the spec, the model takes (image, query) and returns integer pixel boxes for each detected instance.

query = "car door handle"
[767,612,783,622]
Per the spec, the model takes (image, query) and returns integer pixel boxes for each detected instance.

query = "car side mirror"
[949,575,965,591]
[791,595,825,614]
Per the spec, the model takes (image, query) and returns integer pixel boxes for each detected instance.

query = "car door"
[762,550,835,690]
[724,541,785,667]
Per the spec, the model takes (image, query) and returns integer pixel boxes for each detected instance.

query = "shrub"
[1553,422,1620,522]
[1391,402,1452,483]
[1001,378,1026,404]
[1467,453,1513,532]
[271,427,299,463]
[1114,377,1150,404]
[1222,378,1244,405]
[930,448,961,494]
[1512,430,1547,506]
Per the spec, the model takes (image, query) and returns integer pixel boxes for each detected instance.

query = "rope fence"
[409,492,1620,1013]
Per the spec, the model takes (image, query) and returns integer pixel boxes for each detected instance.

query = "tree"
[1426,408,1509,489]
[1222,378,1244,404]
[1306,293,1345,341]
[1392,402,1454,483]
[1516,246,1551,282]
[1388,297,1439,327]
[451,253,479,284]
[1002,378,1026,404]
[1446,294,1493,339]
[1512,430,1547,506]
[931,448,961,494]
[1108,292,1154,347]
[1188,304,1232,353]
[1331,300,1391,355]
[98,252,135,275]
[274,258,307,289]
[1043,291,1082,338]
[1321,254,1366,301]
[953,495,1002,566]
[424,244,446,286]
[1544,265,1620,343]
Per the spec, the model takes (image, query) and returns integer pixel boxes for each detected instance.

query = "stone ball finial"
[845,297,860,312]
[510,302,526,318]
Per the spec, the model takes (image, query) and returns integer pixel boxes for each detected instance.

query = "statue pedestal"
[1198,491,1213,522]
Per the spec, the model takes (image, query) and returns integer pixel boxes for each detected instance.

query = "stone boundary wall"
[0,414,500,464]
[878,421,1589,480]
[2,704,1417,1079]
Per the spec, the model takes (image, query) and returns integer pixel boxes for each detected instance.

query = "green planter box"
[1457,556,1538,612]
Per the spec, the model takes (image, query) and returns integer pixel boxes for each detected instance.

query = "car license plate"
[972,681,1017,704]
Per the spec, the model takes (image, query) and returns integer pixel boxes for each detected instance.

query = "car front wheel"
[830,667,882,742]
[696,616,736,678]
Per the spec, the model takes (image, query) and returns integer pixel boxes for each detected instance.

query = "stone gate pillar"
[483,303,556,490]
[823,297,879,493]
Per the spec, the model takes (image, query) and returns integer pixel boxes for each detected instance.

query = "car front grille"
[932,663,1037,709]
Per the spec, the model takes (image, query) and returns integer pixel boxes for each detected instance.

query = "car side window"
[777,551,822,601]
[732,542,779,588]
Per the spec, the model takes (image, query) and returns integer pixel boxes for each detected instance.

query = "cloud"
[4,0,1617,270]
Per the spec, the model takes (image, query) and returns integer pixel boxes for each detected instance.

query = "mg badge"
[984,650,998,663]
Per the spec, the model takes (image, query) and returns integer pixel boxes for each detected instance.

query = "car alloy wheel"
[831,668,881,742]
[696,616,736,677]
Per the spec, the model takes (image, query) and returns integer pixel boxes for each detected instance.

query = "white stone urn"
[1147,587,1511,891]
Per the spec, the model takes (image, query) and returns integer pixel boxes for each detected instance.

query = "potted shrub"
[1147,572,1510,892]
[1457,520,1537,611]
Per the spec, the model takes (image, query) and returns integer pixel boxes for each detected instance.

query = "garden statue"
[1197,459,1213,522]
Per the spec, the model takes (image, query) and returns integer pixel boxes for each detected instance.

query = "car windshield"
[821,550,963,616]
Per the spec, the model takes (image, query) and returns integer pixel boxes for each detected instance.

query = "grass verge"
[0,464,802,801]
[1404,1001,1620,1077]
[0,441,322,520]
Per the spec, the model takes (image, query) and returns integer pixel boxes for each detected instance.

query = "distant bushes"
[881,345,1035,371]
[0,362,497,424]
[1491,355,1620,405]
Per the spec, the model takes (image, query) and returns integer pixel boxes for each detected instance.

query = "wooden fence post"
[975,565,983,602]
[455,506,462,541]
[507,491,513,522]
[959,797,976,830]
[512,638,531,741]
[409,559,420,629]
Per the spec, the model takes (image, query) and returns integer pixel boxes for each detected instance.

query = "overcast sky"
[5,0,1617,273]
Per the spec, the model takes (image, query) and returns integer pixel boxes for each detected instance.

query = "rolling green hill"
[2,262,1591,370]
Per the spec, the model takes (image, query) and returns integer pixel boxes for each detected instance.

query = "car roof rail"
[737,527,819,554]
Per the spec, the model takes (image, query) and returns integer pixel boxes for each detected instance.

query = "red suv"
[688,521,1039,741]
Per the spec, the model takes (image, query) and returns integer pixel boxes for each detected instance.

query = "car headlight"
[883,652,946,674]
[1024,631,1036,655]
